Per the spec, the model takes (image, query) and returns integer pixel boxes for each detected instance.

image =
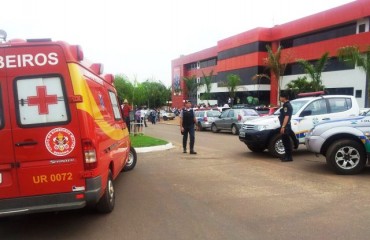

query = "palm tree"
[183,75,199,103]
[226,74,241,104]
[297,52,329,91]
[338,46,370,107]
[264,45,288,102]
[202,70,213,104]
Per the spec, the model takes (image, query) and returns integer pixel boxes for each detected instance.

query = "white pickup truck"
[239,93,360,157]
[305,110,370,175]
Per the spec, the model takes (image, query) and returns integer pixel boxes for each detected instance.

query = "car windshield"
[207,111,221,117]
[273,99,310,115]
[240,109,259,116]
[291,100,310,115]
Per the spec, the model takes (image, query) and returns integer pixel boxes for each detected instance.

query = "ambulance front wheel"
[123,147,137,172]
[96,171,115,213]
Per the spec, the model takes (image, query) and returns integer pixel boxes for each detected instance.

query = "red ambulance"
[0,35,136,216]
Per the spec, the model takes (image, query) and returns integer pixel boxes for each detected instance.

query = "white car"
[239,94,360,157]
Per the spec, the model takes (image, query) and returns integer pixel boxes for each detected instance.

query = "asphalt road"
[2,121,370,240]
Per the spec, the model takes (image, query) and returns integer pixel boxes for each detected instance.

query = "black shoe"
[280,157,293,162]
[190,151,197,154]
[183,149,187,153]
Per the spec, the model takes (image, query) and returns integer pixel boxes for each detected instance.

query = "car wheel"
[163,116,168,121]
[326,139,366,175]
[268,134,293,158]
[246,144,265,153]
[123,147,137,172]
[197,122,204,131]
[231,124,239,135]
[96,170,115,213]
[211,123,220,133]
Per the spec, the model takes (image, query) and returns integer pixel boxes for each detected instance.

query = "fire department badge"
[45,128,76,156]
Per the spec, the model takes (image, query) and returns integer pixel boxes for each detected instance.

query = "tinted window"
[220,110,229,118]
[328,98,352,113]
[303,99,328,116]
[228,110,235,118]
[16,76,69,126]
[108,91,122,120]
[207,111,221,117]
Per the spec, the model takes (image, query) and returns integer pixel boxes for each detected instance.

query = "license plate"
[239,132,245,137]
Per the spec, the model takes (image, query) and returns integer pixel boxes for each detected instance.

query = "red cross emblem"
[27,86,58,115]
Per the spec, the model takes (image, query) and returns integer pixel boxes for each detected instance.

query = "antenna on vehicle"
[0,30,7,43]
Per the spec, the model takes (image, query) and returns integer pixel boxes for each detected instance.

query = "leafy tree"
[201,70,213,104]
[297,52,329,91]
[338,45,370,106]
[114,75,170,108]
[183,75,199,103]
[264,45,288,101]
[285,76,315,94]
[226,74,241,102]
[114,74,134,103]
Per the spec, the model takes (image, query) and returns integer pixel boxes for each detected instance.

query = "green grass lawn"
[130,134,168,148]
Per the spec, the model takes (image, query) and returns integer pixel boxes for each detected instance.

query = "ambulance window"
[16,76,69,126]
[108,91,122,120]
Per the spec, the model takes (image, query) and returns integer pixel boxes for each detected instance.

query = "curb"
[135,142,174,153]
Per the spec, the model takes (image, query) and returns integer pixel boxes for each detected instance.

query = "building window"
[356,90,362,98]
[196,77,200,84]
[358,24,366,33]
[280,22,357,48]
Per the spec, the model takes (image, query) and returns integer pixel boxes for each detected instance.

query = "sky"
[1,0,355,86]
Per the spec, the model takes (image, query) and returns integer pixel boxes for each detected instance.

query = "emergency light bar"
[0,30,7,42]
[297,91,326,98]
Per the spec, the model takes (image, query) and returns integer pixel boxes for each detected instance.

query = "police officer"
[180,100,197,154]
[279,92,299,162]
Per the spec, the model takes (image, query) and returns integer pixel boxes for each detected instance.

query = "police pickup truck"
[239,92,360,158]
[305,110,370,175]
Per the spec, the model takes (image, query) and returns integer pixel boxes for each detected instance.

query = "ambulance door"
[6,46,85,197]
[0,51,19,199]
[10,74,86,197]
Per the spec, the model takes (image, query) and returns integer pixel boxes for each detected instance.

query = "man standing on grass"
[180,100,197,154]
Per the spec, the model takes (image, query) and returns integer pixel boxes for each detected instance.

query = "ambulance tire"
[123,147,137,172]
[96,171,115,213]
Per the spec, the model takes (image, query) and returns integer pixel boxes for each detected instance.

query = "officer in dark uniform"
[279,92,299,162]
[180,100,197,154]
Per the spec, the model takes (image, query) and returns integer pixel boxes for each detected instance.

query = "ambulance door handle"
[15,141,38,147]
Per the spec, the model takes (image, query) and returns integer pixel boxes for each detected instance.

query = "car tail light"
[82,139,97,170]
[203,116,208,122]
[237,114,242,122]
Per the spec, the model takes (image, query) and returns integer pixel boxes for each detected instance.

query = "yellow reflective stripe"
[68,64,124,140]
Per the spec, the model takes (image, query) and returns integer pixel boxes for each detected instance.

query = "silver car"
[195,110,221,131]
[211,108,259,135]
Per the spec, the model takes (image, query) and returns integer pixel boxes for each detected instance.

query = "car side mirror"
[300,110,312,117]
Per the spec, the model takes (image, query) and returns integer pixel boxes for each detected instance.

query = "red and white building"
[171,0,370,108]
